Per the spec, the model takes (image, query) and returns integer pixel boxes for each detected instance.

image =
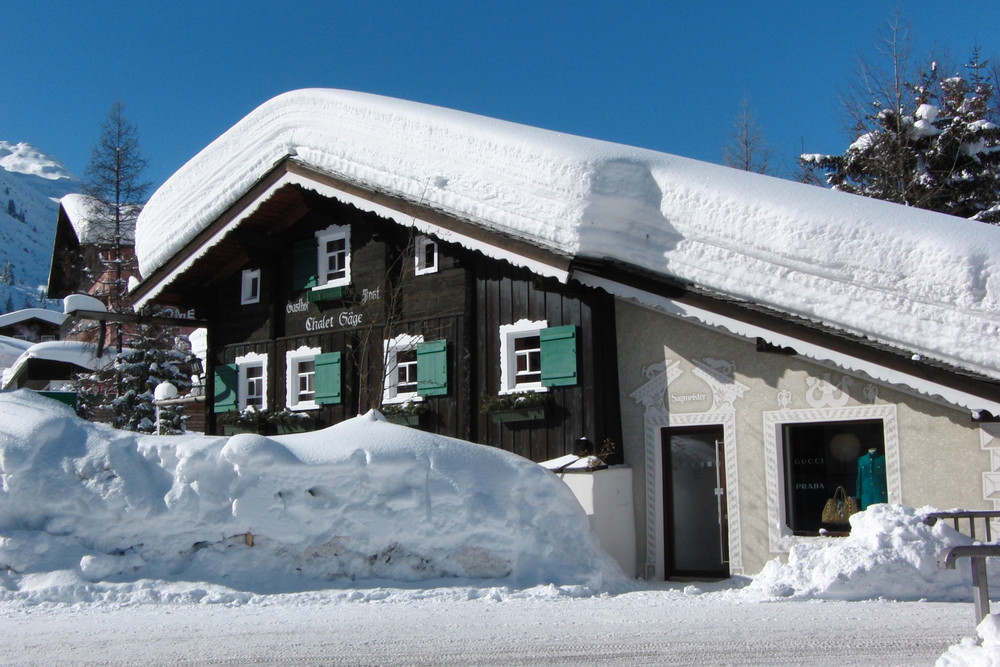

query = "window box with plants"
[481,391,548,424]
[379,399,430,425]
[218,407,313,435]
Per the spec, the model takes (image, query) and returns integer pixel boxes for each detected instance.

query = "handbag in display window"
[820,486,861,525]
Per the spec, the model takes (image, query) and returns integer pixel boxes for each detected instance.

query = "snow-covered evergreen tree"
[802,50,1000,223]
[77,326,194,433]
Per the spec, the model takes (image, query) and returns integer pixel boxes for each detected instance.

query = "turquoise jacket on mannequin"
[856,451,887,509]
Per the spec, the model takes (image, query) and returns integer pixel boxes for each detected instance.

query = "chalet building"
[125,90,1000,580]
[0,308,65,342]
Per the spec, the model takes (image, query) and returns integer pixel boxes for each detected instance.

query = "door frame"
[661,424,730,579]
[642,410,742,579]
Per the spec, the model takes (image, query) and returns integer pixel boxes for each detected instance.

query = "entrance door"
[662,425,729,578]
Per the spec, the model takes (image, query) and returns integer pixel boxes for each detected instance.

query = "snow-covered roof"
[135,89,1000,381]
[1,340,116,390]
[60,193,137,244]
[0,307,67,329]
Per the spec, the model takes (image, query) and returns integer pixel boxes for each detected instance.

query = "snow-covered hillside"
[0,141,80,313]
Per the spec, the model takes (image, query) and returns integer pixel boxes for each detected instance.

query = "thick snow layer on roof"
[135,89,1000,379]
[60,193,137,244]
[0,308,66,329]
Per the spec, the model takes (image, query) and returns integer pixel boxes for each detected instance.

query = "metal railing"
[925,510,1000,624]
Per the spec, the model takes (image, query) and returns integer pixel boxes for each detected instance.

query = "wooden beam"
[67,309,210,328]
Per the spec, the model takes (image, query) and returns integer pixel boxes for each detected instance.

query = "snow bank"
[748,504,983,602]
[0,390,624,602]
[939,615,1000,665]
[136,89,1000,380]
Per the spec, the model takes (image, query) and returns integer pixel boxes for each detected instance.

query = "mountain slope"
[0,141,80,313]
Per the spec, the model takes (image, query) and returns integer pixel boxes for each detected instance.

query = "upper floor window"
[241,268,261,305]
[414,235,438,276]
[498,320,578,394]
[315,225,351,289]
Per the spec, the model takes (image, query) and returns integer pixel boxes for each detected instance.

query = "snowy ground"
[1,389,998,665]
[0,585,976,666]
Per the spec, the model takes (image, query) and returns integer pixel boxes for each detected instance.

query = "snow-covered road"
[0,588,974,666]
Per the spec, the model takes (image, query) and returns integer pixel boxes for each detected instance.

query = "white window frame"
[414,234,439,276]
[285,346,320,411]
[315,225,351,289]
[235,351,268,411]
[383,333,425,404]
[241,268,261,305]
[498,319,549,395]
[762,405,900,553]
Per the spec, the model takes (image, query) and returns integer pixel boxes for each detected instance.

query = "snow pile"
[0,390,624,602]
[939,615,1000,665]
[748,504,982,601]
[135,89,1000,381]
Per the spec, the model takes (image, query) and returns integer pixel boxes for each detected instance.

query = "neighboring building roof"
[60,193,138,245]
[1,340,115,390]
[133,89,1000,383]
[0,335,34,370]
[0,308,67,329]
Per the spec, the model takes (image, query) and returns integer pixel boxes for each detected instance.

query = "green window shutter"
[416,339,448,396]
[540,325,578,387]
[213,363,238,413]
[291,238,318,290]
[314,352,342,405]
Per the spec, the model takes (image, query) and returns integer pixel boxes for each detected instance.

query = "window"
[498,320,578,394]
[40,335,56,342]
[286,346,320,410]
[241,268,261,305]
[781,419,885,535]
[383,334,449,403]
[315,225,351,289]
[514,335,541,385]
[235,352,267,411]
[414,235,438,275]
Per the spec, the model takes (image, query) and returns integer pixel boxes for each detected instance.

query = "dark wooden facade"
[171,186,621,463]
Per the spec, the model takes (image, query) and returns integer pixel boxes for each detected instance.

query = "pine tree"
[77,324,193,433]
[801,21,1000,223]
[1,260,14,286]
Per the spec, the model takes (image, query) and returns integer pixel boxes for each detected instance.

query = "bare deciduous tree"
[723,94,772,175]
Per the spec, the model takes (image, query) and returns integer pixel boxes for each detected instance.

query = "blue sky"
[4,2,1000,190]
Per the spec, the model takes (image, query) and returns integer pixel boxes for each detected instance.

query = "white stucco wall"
[555,467,636,578]
[614,298,990,578]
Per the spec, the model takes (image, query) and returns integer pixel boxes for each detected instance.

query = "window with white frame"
[383,334,425,404]
[414,235,438,276]
[241,268,261,305]
[235,352,268,410]
[285,346,320,410]
[315,225,351,288]
[499,320,547,394]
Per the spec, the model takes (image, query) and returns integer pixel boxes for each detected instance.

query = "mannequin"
[856,447,888,509]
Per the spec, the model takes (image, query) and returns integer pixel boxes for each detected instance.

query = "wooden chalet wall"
[190,188,620,463]
[474,258,622,463]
